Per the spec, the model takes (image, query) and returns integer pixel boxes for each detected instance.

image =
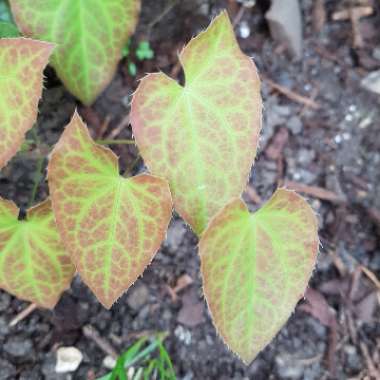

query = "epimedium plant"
[0,11,319,364]
[9,0,141,105]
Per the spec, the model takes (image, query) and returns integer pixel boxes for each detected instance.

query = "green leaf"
[0,198,75,308]
[0,21,19,37]
[136,41,154,61]
[0,38,53,169]
[48,112,173,308]
[128,61,137,76]
[130,11,262,235]
[199,189,319,363]
[10,0,141,105]
[97,334,176,380]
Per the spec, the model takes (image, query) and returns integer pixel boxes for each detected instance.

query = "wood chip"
[166,274,193,302]
[332,6,373,21]
[300,288,336,327]
[312,0,326,33]
[177,290,205,327]
[284,180,345,203]
[265,127,289,160]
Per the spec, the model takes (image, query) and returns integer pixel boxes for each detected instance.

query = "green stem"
[96,139,135,145]
[27,130,45,209]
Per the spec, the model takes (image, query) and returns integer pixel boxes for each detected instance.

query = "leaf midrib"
[103,177,123,298]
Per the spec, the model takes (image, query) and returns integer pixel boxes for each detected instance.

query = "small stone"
[334,134,342,144]
[266,0,303,59]
[287,116,303,135]
[55,346,83,373]
[361,70,380,95]
[19,368,43,380]
[0,293,11,312]
[126,283,149,311]
[306,317,326,338]
[0,359,16,380]
[237,0,256,7]
[42,352,68,380]
[165,220,187,252]
[294,169,318,184]
[239,21,250,39]
[297,149,315,165]
[0,316,10,336]
[275,353,304,379]
[4,336,34,360]
[344,344,361,372]
[103,355,116,369]
[174,325,192,345]
[373,46,380,61]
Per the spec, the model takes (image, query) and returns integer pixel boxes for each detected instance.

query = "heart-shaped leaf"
[199,189,319,363]
[10,0,141,105]
[48,112,172,308]
[130,11,262,235]
[0,38,52,169]
[0,198,75,308]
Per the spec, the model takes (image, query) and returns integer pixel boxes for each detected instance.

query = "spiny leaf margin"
[130,11,262,235]
[48,111,173,308]
[10,0,141,105]
[199,189,319,363]
[0,37,52,168]
[0,198,75,308]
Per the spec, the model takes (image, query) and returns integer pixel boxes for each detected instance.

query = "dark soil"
[1,0,379,379]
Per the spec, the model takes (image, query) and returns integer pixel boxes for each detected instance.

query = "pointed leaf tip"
[130,11,262,235]
[0,38,53,168]
[200,189,319,363]
[0,198,75,309]
[10,0,141,104]
[48,112,173,308]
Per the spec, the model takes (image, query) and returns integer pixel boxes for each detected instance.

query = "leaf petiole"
[96,139,135,145]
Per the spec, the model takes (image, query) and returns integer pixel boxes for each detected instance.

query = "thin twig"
[283,180,345,203]
[244,185,263,204]
[83,325,119,359]
[232,6,246,27]
[9,303,37,327]
[147,0,179,36]
[360,266,380,290]
[106,114,130,140]
[359,341,379,378]
[263,76,321,110]
[96,115,112,139]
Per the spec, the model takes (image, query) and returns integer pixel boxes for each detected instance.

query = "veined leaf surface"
[0,198,75,308]
[48,112,172,308]
[199,189,319,363]
[0,38,52,169]
[130,11,262,235]
[10,0,141,105]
